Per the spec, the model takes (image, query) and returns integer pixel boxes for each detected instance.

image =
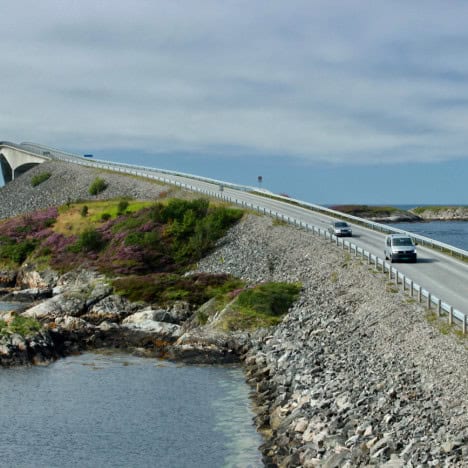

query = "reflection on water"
[0,352,263,468]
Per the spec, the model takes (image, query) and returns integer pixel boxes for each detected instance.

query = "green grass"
[221,282,302,330]
[31,172,51,187]
[425,310,467,339]
[0,315,42,337]
[272,218,288,227]
[113,273,244,306]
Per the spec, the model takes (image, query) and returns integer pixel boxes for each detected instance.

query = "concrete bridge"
[0,142,50,183]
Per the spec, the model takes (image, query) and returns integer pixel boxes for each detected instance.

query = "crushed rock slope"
[0,160,169,219]
[197,215,468,466]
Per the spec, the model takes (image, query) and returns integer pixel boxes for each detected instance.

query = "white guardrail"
[17,142,468,334]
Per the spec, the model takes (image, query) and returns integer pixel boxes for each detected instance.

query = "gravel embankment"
[197,215,468,466]
[0,160,170,219]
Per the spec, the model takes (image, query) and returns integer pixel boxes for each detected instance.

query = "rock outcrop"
[410,206,468,221]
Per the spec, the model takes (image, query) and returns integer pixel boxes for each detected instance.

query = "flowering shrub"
[0,199,243,275]
[0,207,57,242]
[0,207,58,265]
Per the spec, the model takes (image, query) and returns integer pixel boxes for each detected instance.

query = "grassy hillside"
[0,197,301,330]
[0,197,243,275]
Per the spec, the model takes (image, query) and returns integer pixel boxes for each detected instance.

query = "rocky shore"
[196,215,468,467]
[409,206,468,221]
[1,163,467,466]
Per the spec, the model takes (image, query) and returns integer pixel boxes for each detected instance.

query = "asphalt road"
[14,143,468,320]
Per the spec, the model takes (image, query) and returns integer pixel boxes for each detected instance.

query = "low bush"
[117,199,129,215]
[31,172,51,187]
[113,273,243,306]
[0,239,37,264]
[70,228,105,253]
[81,205,89,217]
[101,212,111,221]
[88,177,107,196]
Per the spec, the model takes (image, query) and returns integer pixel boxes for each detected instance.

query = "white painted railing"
[17,142,468,333]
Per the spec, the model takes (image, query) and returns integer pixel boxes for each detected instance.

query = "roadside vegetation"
[31,172,51,187]
[88,177,108,195]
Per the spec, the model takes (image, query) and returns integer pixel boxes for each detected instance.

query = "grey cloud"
[2,1,468,165]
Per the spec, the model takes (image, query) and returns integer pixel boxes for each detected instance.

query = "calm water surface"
[0,352,263,468]
[388,220,468,251]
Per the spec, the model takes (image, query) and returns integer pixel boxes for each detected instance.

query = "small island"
[329,205,421,223]
[331,204,468,222]
[409,205,468,221]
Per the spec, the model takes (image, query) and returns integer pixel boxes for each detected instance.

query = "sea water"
[0,352,263,468]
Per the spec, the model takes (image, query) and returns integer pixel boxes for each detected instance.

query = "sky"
[1,0,468,204]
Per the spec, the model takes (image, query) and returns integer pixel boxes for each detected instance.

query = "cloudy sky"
[2,1,468,204]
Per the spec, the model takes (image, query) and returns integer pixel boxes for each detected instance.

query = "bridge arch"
[0,145,48,184]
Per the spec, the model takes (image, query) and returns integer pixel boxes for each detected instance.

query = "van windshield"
[335,222,348,227]
[393,238,413,246]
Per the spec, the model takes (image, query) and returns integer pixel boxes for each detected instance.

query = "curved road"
[125,166,468,319]
[10,142,468,321]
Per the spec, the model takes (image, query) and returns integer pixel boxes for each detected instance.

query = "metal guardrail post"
[437,299,441,317]
[410,280,414,297]
[449,307,453,325]
[418,287,422,303]
[427,293,431,309]
[463,315,467,335]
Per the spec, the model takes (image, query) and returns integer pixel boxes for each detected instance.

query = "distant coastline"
[330,204,468,222]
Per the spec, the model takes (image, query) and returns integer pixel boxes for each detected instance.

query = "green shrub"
[117,199,129,215]
[124,231,160,248]
[0,239,37,264]
[31,172,51,187]
[81,205,89,217]
[70,228,105,252]
[88,177,108,195]
[101,212,111,221]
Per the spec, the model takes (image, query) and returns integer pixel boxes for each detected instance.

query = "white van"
[384,234,417,263]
